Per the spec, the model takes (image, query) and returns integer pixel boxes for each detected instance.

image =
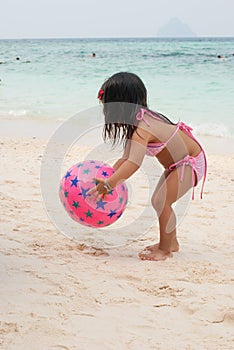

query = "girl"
[90,72,207,261]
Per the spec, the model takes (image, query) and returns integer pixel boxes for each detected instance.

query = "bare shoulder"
[132,127,152,145]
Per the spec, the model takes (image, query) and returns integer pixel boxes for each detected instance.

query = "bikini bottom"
[168,151,207,199]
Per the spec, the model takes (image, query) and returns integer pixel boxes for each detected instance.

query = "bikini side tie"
[169,155,197,200]
[178,121,193,134]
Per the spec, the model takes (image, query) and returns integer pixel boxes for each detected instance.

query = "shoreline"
[1,117,234,156]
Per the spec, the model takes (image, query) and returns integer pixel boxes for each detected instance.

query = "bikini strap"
[136,108,162,126]
[169,155,196,200]
[200,150,207,199]
[178,121,207,199]
[164,123,180,145]
[136,108,181,147]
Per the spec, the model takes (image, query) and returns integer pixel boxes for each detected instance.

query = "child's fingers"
[102,193,107,200]
[87,188,105,201]
[86,188,98,203]
[87,186,97,195]
[93,177,104,185]
[86,178,109,202]
[96,193,103,201]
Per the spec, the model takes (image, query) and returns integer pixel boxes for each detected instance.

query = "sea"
[0,37,234,138]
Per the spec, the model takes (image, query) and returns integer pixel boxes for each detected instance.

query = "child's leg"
[144,170,179,252]
[139,165,194,261]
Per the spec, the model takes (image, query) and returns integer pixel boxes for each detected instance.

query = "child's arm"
[112,158,126,171]
[108,159,140,188]
[108,131,148,187]
[93,128,150,195]
[112,139,131,170]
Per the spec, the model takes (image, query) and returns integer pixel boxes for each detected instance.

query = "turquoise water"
[0,37,234,137]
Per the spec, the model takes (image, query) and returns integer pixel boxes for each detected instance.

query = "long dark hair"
[98,72,174,146]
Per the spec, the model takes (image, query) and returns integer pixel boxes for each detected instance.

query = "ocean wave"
[0,109,56,120]
[1,111,233,139]
[192,123,233,138]
[0,109,28,117]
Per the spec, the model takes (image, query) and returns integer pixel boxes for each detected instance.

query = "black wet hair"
[98,72,174,146]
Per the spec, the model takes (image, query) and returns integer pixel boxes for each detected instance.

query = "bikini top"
[135,108,207,199]
[135,108,193,156]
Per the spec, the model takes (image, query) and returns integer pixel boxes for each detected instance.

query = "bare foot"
[144,240,179,253]
[138,248,172,261]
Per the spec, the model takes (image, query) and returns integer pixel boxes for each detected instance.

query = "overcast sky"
[0,0,233,39]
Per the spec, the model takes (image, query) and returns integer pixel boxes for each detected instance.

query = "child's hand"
[87,178,109,201]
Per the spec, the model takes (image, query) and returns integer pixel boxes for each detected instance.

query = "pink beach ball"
[59,160,128,228]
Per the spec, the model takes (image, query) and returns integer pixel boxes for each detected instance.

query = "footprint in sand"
[0,322,19,334]
[77,244,109,257]
[5,180,15,184]
[223,310,234,324]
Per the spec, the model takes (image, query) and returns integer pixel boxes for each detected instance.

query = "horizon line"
[0,35,234,40]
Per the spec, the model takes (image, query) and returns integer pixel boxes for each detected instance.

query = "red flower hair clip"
[98,89,104,100]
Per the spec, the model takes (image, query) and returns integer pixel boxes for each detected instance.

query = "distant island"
[158,18,196,37]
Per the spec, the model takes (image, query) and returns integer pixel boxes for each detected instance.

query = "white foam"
[191,123,233,139]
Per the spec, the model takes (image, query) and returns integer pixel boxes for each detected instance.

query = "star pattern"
[107,209,117,218]
[119,197,123,203]
[102,171,109,177]
[65,171,72,179]
[97,220,104,225]
[72,201,80,209]
[70,176,79,187]
[85,209,93,218]
[117,212,122,219]
[79,187,90,200]
[62,162,128,227]
[96,198,107,210]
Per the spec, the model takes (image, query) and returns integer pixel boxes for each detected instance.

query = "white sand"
[0,135,234,350]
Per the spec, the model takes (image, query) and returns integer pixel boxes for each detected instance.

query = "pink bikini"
[136,108,207,200]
